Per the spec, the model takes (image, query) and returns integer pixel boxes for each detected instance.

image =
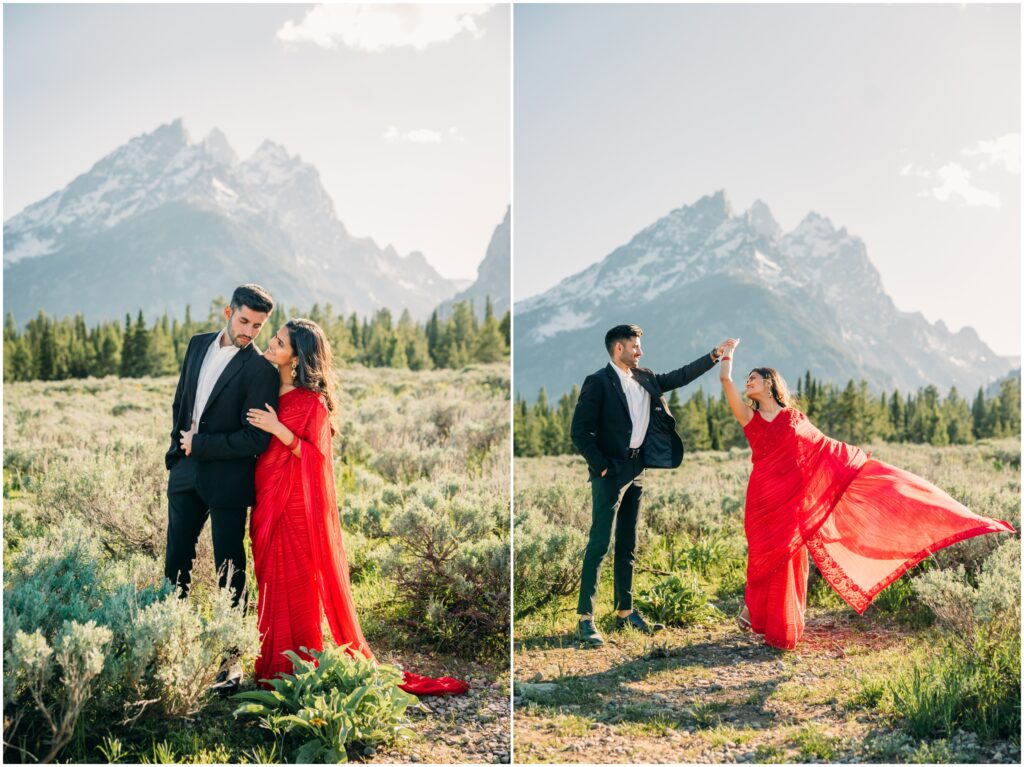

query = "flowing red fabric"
[251,388,468,696]
[743,408,1014,650]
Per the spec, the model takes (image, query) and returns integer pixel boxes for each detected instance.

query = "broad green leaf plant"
[233,644,421,764]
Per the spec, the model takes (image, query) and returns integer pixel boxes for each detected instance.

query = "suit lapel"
[201,344,252,419]
[185,333,215,413]
[605,363,631,420]
[634,369,660,400]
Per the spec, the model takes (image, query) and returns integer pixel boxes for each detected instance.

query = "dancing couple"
[164,283,466,695]
[570,324,1013,649]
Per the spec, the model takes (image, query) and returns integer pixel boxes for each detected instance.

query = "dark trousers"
[165,457,248,608]
[577,456,645,616]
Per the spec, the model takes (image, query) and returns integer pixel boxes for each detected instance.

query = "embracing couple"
[570,324,1013,649]
[163,284,466,695]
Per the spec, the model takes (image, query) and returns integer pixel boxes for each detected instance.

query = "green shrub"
[382,480,509,658]
[233,645,418,763]
[845,675,889,711]
[869,564,934,627]
[35,449,166,558]
[913,537,1020,649]
[889,538,1021,740]
[634,573,723,627]
[8,620,113,763]
[794,723,840,761]
[714,558,747,601]
[682,531,730,576]
[3,524,170,704]
[128,584,260,717]
[3,523,257,759]
[513,506,585,619]
[890,662,963,739]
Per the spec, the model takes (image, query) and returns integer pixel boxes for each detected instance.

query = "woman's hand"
[715,337,740,359]
[719,338,739,380]
[247,404,282,435]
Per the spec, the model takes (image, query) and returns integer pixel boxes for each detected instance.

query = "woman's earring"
[290,361,298,380]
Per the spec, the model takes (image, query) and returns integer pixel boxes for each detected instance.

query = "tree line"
[514,371,1022,456]
[3,297,509,382]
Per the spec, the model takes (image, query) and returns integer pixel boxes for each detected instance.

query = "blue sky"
[515,4,1020,356]
[4,3,510,280]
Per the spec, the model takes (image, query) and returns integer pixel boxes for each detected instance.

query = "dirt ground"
[512,609,1018,764]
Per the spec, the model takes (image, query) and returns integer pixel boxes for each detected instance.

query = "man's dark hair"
[605,324,643,354]
[230,284,274,314]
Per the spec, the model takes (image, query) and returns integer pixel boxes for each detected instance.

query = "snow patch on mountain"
[532,307,593,341]
[4,233,57,263]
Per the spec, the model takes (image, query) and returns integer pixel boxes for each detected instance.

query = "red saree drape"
[742,408,1014,650]
[251,388,468,695]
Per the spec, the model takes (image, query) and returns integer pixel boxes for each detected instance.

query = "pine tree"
[995,378,1021,436]
[499,309,511,349]
[37,315,57,381]
[4,312,17,342]
[96,326,121,377]
[514,398,543,457]
[942,387,974,444]
[474,297,507,362]
[677,389,711,451]
[888,389,905,441]
[971,387,989,439]
[348,313,361,351]
[148,316,178,376]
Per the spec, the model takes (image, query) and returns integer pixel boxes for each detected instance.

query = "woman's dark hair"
[747,367,793,411]
[230,283,274,314]
[285,318,337,432]
[605,324,643,354]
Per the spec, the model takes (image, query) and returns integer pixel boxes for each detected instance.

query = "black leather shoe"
[615,611,665,635]
[577,619,605,647]
[210,657,243,696]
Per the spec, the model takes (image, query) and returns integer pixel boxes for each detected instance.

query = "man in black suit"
[570,324,735,646]
[165,284,279,609]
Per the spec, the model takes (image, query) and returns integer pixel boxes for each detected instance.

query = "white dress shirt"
[191,330,240,426]
[612,364,651,449]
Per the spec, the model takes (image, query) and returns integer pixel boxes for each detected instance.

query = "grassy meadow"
[513,441,1021,764]
[3,363,511,764]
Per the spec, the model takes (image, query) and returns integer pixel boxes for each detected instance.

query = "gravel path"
[369,653,511,764]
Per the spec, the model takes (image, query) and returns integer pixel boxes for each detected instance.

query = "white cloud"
[383,125,447,144]
[963,133,1020,174]
[928,162,1001,208]
[277,4,492,52]
[901,162,933,179]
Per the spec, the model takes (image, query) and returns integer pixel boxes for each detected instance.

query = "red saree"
[251,388,468,695]
[742,408,1014,650]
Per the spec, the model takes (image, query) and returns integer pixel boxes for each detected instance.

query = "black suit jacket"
[570,354,717,480]
[166,332,280,507]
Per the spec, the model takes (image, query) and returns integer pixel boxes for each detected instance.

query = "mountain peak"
[797,210,837,232]
[694,189,733,218]
[147,118,191,147]
[745,199,782,241]
[250,140,293,164]
[202,127,238,166]
[405,250,429,268]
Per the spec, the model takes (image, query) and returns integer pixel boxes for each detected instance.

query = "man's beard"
[226,326,252,348]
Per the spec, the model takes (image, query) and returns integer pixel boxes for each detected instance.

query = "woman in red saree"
[245,319,468,695]
[718,340,1014,650]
